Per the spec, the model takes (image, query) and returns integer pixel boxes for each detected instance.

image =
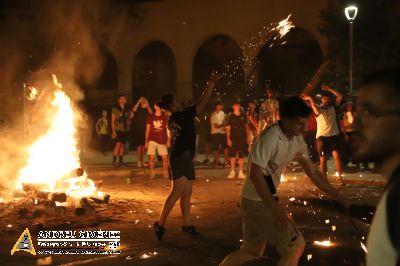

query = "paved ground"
[0,151,385,266]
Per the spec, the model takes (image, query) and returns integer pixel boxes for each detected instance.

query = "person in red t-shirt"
[145,102,170,179]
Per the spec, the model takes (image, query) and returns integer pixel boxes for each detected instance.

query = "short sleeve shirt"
[227,113,247,139]
[146,114,169,145]
[169,105,197,158]
[210,111,226,134]
[315,105,340,138]
[241,124,309,201]
[132,107,148,131]
[112,106,128,132]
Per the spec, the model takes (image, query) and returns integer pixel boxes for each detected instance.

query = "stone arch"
[132,40,176,105]
[192,34,245,106]
[254,27,323,97]
[95,44,119,91]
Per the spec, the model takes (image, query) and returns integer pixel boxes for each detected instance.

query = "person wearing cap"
[303,85,344,185]
[153,71,222,242]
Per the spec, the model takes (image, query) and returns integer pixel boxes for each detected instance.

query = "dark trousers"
[99,134,109,153]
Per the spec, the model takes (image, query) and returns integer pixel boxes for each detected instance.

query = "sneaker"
[119,162,129,167]
[238,171,246,179]
[228,170,236,179]
[153,221,165,242]
[162,172,169,179]
[149,171,156,179]
[224,161,230,168]
[143,162,149,167]
[181,225,199,235]
[137,162,143,168]
[202,158,210,165]
[212,160,221,167]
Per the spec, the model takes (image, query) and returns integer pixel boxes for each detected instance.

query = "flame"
[314,240,334,247]
[276,14,295,39]
[27,86,38,100]
[17,75,99,199]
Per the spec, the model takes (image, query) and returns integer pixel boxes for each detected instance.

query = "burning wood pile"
[0,75,110,230]
[20,168,110,216]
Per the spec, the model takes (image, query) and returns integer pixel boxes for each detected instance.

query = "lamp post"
[345,5,358,96]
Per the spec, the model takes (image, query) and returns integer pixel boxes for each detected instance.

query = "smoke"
[0,0,142,194]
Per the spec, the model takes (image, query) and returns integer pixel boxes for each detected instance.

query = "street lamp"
[345,5,358,95]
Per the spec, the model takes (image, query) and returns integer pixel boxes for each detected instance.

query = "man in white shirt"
[352,68,400,266]
[303,85,344,185]
[220,96,347,266]
[210,101,229,167]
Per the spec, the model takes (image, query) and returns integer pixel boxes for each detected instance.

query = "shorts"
[211,133,227,150]
[240,197,304,256]
[317,135,340,157]
[206,132,213,143]
[169,150,195,180]
[115,130,128,144]
[228,137,247,158]
[131,129,146,147]
[147,141,168,156]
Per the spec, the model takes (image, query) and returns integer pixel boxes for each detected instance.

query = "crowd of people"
[95,82,363,184]
[92,68,400,266]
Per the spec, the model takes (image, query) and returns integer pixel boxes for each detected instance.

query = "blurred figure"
[132,97,153,168]
[258,86,280,133]
[246,100,259,146]
[145,102,170,179]
[304,100,319,163]
[111,95,130,167]
[340,102,359,169]
[95,110,110,155]
[351,68,400,266]
[202,112,213,165]
[193,116,201,163]
[226,101,250,179]
[210,101,229,167]
[303,85,344,185]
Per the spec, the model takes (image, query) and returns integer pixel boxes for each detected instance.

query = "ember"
[314,240,334,247]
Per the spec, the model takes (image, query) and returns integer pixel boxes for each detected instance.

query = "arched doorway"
[193,35,244,154]
[192,35,245,106]
[132,41,176,105]
[255,28,323,97]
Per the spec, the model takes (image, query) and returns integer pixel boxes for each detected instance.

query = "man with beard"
[352,68,400,266]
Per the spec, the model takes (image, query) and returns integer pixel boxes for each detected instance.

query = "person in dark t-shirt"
[227,101,250,179]
[152,71,222,242]
[131,97,153,168]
